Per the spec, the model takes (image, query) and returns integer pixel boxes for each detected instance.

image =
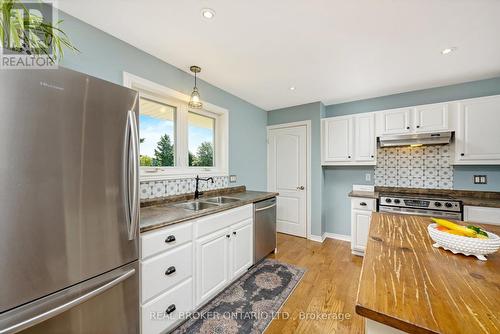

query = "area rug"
[172,259,306,334]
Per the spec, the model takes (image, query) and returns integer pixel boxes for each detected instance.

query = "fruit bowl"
[428,223,500,261]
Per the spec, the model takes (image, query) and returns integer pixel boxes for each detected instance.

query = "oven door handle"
[379,207,462,219]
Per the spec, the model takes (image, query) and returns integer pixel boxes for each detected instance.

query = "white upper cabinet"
[379,108,412,135]
[414,103,449,132]
[322,116,353,162]
[455,95,500,164]
[354,113,376,162]
[376,103,451,136]
[322,113,375,165]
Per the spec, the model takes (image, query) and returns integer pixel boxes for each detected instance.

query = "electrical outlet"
[473,175,487,184]
[229,175,237,183]
[365,173,371,182]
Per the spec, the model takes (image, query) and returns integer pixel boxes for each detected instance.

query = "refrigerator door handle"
[126,110,140,241]
[0,266,136,334]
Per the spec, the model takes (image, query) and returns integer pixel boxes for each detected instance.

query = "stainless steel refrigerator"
[0,67,140,333]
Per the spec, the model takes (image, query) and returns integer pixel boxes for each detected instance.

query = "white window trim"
[123,72,229,180]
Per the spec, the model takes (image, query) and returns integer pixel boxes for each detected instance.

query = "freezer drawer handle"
[165,266,176,276]
[255,203,277,212]
[165,235,176,243]
[0,266,136,334]
[165,304,176,315]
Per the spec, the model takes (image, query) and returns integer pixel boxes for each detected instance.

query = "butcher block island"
[356,212,500,334]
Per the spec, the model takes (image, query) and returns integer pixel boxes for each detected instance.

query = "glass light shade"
[188,87,203,109]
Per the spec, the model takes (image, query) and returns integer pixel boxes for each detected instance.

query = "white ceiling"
[58,0,500,110]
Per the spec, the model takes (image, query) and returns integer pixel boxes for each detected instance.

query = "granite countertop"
[140,190,278,233]
[348,191,379,199]
[451,196,500,208]
[349,187,500,208]
[357,212,500,334]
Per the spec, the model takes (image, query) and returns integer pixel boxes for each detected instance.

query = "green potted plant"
[0,0,78,61]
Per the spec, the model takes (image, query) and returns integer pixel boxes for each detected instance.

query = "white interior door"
[268,125,307,238]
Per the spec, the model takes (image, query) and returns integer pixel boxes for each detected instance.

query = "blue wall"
[323,167,374,236]
[323,77,500,236]
[454,166,500,191]
[267,102,324,236]
[58,11,268,190]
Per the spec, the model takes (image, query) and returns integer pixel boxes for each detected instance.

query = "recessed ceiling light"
[201,8,216,20]
[289,86,296,91]
[441,47,457,55]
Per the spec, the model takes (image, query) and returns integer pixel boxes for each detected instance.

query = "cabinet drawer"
[141,243,193,303]
[141,278,193,334]
[351,198,376,211]
[141,222,193,260]
[195,205,253,238]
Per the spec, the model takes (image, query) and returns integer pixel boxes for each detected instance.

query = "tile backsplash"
[140,176,230,200]
[374,145,453,189]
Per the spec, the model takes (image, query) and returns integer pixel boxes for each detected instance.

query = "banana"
[431,218,477,237]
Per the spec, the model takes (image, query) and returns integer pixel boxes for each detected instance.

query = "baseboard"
[309,233,351,243]
[323,232,351,242]
[307,234,325,243]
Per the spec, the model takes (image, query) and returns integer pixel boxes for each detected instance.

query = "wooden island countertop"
[356,212,500,334]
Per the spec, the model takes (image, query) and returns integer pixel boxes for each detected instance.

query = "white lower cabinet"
[140,204,254,333]
[195,206,254,307]
[141,278,193,334]
[230,219,254,278]
[464,205,500,225]
[195,227,231,305]
[351,197,376,256]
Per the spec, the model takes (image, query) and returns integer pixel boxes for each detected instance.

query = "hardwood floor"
[265,233,365,334]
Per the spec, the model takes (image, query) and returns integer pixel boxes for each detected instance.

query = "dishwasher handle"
[255,203,276,212]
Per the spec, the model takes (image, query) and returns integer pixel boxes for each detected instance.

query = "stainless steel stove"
[379,193,463,220]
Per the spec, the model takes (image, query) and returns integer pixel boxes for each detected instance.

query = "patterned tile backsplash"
[374,145,453,189]
[140,176,230,200]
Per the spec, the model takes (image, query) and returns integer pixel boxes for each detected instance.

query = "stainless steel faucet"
[194,175,214,200]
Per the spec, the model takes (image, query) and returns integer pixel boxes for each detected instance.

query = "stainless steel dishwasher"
[254,197,277,264]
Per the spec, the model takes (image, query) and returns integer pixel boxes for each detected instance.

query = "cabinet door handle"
[348,155,351,159]
[360,202,367,206]
[165,235,176,243]
[406,126,410,130]
[296,186,305,190]
[165,304,176,315]
[165,266,176,276]
[226,234,230,238]
[233,231,237,235]
[370,155,374,158]
[416,125,420,128]
[460,153,465,156]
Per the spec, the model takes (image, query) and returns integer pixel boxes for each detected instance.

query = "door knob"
[297,186,305,190]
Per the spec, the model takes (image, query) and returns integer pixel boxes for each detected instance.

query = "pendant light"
[188,65,203,109]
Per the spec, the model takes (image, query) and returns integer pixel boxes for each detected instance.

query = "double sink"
[174,196,241,211]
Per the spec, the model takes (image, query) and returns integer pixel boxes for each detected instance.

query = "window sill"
[140,168,228,181]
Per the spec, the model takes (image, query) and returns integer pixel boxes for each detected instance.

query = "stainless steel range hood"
[378,131,453,147]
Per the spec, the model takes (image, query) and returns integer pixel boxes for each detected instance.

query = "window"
[124,72,228,179]
[139,98,176,167]
[188,112,215,167]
